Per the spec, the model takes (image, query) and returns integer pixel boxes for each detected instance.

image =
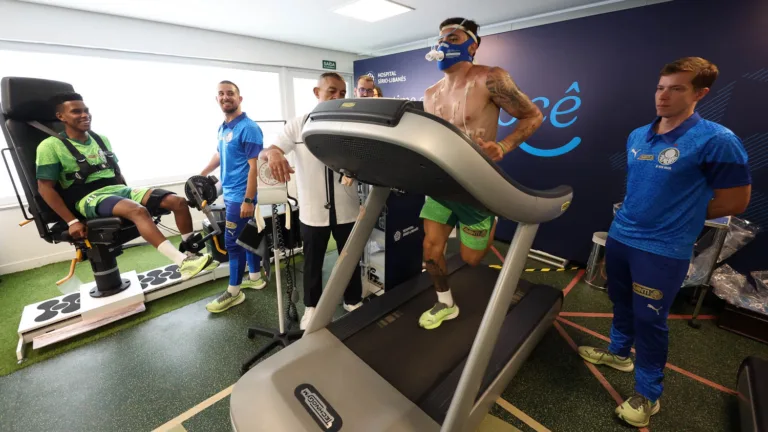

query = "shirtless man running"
[418,17,544,329]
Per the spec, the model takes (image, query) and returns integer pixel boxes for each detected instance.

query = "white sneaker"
[343,302,363,312]
[300,307,315,330]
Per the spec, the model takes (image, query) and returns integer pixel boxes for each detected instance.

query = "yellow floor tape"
[489,264,582,272]
[153,385,233,432]
[525,266,582,272]
[496,398,552,432]
[477,413,523,432]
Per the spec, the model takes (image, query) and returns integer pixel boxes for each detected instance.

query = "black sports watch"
[243,197,254,204]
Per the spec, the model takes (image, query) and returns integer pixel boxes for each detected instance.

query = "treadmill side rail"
[305,185,391,334]
[230,329,441,432]
[442,223,540,432]
[467,291,562,430]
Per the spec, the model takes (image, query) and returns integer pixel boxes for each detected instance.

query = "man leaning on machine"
[35,92,215,280]
[261,72,365,330]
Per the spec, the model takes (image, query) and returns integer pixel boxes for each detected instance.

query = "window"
[0,48,282,206]
[292,77,319,118]
[256,121,287,150]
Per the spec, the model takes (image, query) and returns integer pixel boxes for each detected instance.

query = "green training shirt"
[35,133,118,190]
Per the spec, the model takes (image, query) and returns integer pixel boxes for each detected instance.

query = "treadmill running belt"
[341,265,530,403]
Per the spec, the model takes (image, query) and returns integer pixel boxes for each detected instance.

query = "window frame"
[0,41,294,208]
[285,68,353,119]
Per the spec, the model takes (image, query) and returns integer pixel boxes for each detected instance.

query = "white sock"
[249,272,261,281]
[158,240,187,266]
[227,285,241,296]
[181,232,193,242]
[437,290,454,307]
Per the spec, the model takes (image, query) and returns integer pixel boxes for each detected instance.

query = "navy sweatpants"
[225,200,261,286]
[605,236,689,402]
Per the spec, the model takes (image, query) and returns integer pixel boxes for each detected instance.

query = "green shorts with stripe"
[75,185,151,219]
[420,196,495,251]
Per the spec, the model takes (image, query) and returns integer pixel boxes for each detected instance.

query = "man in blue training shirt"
[200,80,267,313]
[579,57,751,428]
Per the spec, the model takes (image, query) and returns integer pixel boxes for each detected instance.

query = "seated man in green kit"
[35,92,214,280]
[418,17,543,329]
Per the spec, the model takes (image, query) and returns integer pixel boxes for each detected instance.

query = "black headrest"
[1,77,75,121]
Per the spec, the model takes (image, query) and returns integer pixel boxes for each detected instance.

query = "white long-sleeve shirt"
[274,114,361,227]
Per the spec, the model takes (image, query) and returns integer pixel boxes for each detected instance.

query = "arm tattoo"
[486,68,542,151]
[424,259,450,292]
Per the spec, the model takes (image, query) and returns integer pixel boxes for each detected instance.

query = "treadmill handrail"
[302,111,573,224]
[403,107,572,200]
[305,99,572,200]
[442,222,540,432]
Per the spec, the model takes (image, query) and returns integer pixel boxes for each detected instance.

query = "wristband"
[496,142,508,153]
[67,219,79,227]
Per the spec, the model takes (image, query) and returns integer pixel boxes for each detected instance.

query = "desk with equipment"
[230,98,572,432]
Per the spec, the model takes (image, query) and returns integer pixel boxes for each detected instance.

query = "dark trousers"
[301,221,363,307]
[605,236,689,402]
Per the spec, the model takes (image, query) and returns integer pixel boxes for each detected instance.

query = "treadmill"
[230,98,574,432]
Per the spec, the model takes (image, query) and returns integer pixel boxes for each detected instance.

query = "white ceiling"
[20,0,642,55]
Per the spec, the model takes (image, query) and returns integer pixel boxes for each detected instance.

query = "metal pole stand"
[240,205,303,374]
[689,226,729,329]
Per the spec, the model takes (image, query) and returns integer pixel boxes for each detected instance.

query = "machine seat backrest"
[6,119,65,219]
[1,77,77,242]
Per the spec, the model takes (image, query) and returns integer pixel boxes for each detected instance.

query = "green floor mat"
[0,234,334,377]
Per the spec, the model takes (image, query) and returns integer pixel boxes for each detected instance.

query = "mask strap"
[433,18,466,51]
[439,24,478,44]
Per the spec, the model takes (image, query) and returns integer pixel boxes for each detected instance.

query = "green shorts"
[75,185,151,219]
[420,196,495,251]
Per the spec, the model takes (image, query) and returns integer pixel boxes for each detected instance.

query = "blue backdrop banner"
[354,0,768,273]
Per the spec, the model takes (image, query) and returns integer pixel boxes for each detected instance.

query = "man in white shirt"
[260,72,363,330]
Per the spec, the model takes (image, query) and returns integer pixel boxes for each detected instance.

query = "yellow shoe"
[578,346,634,372]
[180,254,212,281]
[241,278,267,290]
[418,302,459,330]
[615,394,660,427]
[204,259,220,272]
[205,291,245,313]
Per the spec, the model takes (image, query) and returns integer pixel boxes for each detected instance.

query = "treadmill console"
[309,98,420,127]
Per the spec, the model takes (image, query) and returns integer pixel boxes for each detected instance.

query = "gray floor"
[0,256,340,432]
[1,242,767,432]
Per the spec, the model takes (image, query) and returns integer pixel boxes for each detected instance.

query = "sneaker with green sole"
[241,278,267,290]
[419,302,459,329]
[183,252,218,272]
[180,254,213,280]
[615,394,660,427]
[206,291,245,313]
[578,346,635,372]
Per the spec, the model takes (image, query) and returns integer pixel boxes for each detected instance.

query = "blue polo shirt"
[217,112,263,203]
[610,112,751,260]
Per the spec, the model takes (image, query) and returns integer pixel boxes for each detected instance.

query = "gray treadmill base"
[230,329,441,432]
